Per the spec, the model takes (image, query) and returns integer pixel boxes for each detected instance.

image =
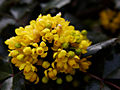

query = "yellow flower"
[79,58,92,72]
[15,27,25,36]
[9,50,19,57]
[68,59,79,69]
[44,68,57,80]
[54,40,61,47]
[44,32,53,43]
[16,54,24,60]
[19,62,37,73]
[31,43,38,47]
[51,30,57,34]
[24,71,39,84]
[36,47,44,55]
[100,9,120,32]
[40,28,50,36]
[11,58,17,64]
[5,13,91,84]
[58,50,67,58]
[23,47,32,55]
[40,41,46,47]
[79,40,91,50]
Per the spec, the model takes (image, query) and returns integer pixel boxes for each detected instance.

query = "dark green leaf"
[103,52,120,78]
[10,6,30,19]
[0,72,11,81]
[40,0,71,9]
[85,38,118,56]
[115,0,120,9]
[20,0,33,4]
[0,18,15,32]
[1,73,26,90]
[13,73,26,90]
[107,68,120,79]
[0,57,13,80]
[1,77,13,90]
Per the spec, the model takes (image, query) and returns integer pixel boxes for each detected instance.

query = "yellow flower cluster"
[100,9,120,33]
[5,13,91,84]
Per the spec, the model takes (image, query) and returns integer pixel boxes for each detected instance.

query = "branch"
[85,72,120,89]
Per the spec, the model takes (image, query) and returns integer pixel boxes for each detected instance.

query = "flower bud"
[42,76,48,84]
[23,47,32,55]
[81,30,87,35]
[56,78,62,84]
[15,43,21,48]
[42,61,50,69]
[17,54,24,60]
[36,47,44,55]
[62,42,69,49]
[9,50,19,57]
[46,23,52,29]
[75,48,81,55]
[68,51,75,57]
[66,75,73,82]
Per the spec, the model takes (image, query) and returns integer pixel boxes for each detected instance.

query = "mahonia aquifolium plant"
[5,13,92,84]
[100,9,120,33]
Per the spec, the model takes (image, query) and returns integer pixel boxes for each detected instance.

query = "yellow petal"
[19,63,26,70]
[41,53,47,58]
[40,41,46,47]
[44,70,48,77]
[24,64,31,72]
[53,52,58,59]
[35,76,39,84]
[30,73,37,82]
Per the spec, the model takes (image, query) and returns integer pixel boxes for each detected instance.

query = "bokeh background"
[0,0,120,90]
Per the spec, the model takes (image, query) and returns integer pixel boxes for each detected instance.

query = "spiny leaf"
[13,73,26,90]
[40,0,71,9]
[1,73,26,90]
[85,38,118,56]
[0,72,11,81]
[0,57,12,81]
[1,77,13,90]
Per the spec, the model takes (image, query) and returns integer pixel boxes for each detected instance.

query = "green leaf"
[0,18,15,33]
[103,52,120,78]
[13,73,26,90]
[1,77,13,90]
[85,38,118,56]
[10,6,30,19]
[107,67,120,79]
[0,57,13,81]
[0,71,11,81]
[1,73,26,90]
[40,0,71,9]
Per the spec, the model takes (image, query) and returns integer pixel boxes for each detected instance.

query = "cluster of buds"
[5,13,91,84]
[100,9,120,33]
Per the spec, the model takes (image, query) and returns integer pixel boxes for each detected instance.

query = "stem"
[85,72,120,90]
